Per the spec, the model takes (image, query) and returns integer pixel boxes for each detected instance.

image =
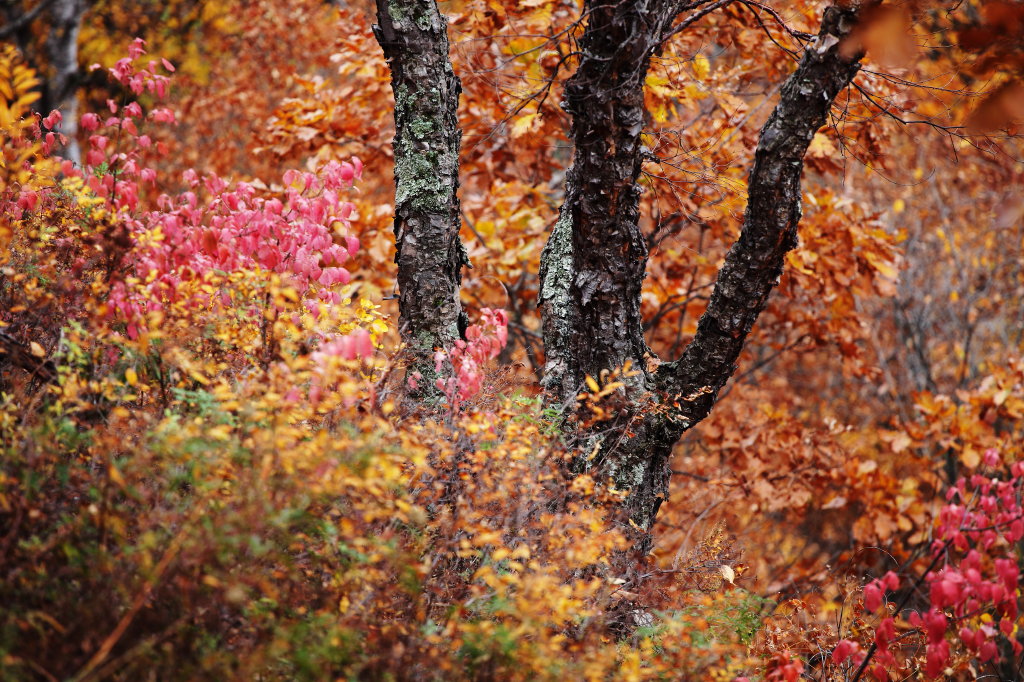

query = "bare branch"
[0,0,56,40]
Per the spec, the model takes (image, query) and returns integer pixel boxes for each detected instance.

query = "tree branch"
[0,0,56,40]
[655,3,871,432]
[0,331,58,383]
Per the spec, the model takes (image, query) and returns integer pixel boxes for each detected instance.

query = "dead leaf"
[720,564,736,584]
[966,81,1024,133]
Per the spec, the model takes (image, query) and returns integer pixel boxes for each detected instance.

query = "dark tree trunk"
[540,2,870,534]
[539,0,684,405]
[656,4,867,433]
[371,0,870,534]
[373,0,469,390]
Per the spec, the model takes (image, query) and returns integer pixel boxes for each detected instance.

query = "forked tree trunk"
[540,2,870,535]
[374,0,870,535]
[373,0,469,391]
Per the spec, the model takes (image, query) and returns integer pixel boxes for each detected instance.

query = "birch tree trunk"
[0,0,88,164]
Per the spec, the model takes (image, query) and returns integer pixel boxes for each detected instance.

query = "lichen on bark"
[538,205,576,402]
[374,0,469,393]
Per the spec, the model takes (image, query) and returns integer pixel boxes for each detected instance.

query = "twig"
[0,0,56,40]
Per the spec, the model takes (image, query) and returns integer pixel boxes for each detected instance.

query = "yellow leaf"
[863,251,898,279]
[585,375,600,393]
[857,460,878,475]
[893,198,905,213]
[510,112,540,139]
[889,431,911,453]
[108,465,125,488]
[692,54,710,81]
[208,425,232,441]
[650,102,669,123]
[14,91,40,110]
[960,447,980,468]
[125,368,138,386]
[807,132,836,157]
[786,251,816,276]
[29,341,45,358]
[600,381,625,395]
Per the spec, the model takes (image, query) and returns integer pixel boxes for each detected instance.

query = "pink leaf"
[128,37,146,59]
[42,110,62,130]
[81,112,100,131]
[864,583,882,612]
[874,617,896,647]
[924,608,946,644]
[17,190,39,211]
[345,235,360,257]
[832,639,859,665]
[150,108,175,124]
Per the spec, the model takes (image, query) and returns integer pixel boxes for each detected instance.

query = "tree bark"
[372,0,870,532]
[373,0,469,390]
[0,0,87,164]
[656,4,866,435]
[44,0,87,165]
[540,2,870,532]
[539,0,685,405]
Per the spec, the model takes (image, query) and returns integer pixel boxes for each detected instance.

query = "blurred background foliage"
[2,0,1023,679]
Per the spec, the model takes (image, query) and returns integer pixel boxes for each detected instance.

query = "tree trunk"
[540,2,870,534]
[44,0,87,165]
[539,0,684,405]
[373,0,469,391]
[0,0,88,164]
[372,0,870,533]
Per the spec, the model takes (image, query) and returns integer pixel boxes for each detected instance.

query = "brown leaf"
[966,80,1024,133]
[841,6,915,68]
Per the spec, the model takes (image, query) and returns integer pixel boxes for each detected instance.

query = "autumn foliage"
[2,1,1024,680]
